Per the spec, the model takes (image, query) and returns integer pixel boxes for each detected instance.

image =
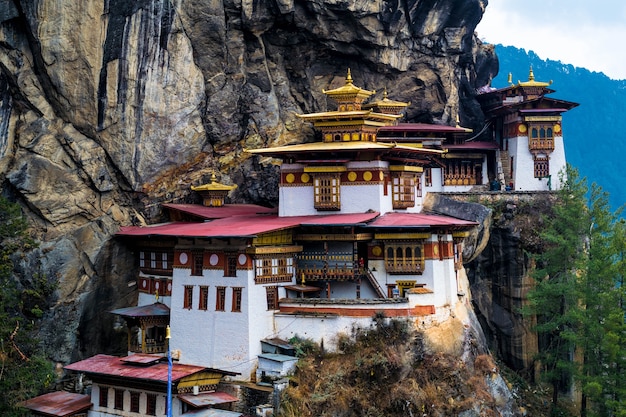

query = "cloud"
[477,0,626,80]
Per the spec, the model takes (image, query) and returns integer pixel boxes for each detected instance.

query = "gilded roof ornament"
[362,87,409,115]
[191,173,237,192]
[517,66,552,87]
[322,68,375,104]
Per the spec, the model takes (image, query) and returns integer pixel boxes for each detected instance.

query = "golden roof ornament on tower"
[362,87,410,115]
[191,172,237,207]
[322,68,376,111]
[517,66,553,87]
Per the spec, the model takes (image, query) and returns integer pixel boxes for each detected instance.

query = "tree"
[525,166,626,416]
[525,165,590,413]
[0,195,53,416]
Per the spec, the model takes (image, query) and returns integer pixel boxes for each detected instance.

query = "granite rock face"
[0,0,497,362]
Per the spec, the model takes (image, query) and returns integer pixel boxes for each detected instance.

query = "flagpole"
[166,325,172,417]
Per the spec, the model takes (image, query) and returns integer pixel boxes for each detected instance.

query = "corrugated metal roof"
[258,353,298,362]
[162,203,276,220]
[121,353,163,365]
[117,212,380,238]
[64,354,210,383]
[366,212,478,228]
[110,302,170,318]
[20,391,92,417]
[178,391,239,407]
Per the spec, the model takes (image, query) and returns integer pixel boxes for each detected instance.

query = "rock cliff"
[0,0,497,363]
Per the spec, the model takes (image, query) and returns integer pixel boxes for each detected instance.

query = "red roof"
[20,391,92,417]
[117,212,380,238]
[110,302,170,318]
[367,212,477,228]
[163,203,276,220]
[178,391,239,407]
[378,123,469,133]
[64,354,212,383]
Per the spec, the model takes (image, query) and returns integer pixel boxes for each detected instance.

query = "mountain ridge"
[489,44,626,209]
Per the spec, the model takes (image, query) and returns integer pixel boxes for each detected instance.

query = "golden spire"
[517,66,552,87]
[507,72,513,85]
[346,68,353,85]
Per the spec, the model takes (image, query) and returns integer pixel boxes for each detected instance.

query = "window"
[313,173,341,210]
[191,252,203,276]
[232,287,242,312]
[392,173,416,209]
[139,250,173,274]
[216,287,226,311]
[98,386,109,408]
[146,393,157,416]
[424,168,432,187]
[184,285,193,309]
[384,242,425,274]
[266,286,279,310]
[114,388,124,410]
[130,391,140,413]
[199,286,209,310]
[529,124,555,151]
[254,256,294,284]
[225,255,237,277]
[534,156,550,178]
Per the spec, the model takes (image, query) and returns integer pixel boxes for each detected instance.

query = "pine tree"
[0,195,53,416]
[525,165,589,413]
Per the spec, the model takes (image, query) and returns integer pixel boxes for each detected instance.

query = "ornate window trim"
[254,255,294,284]
[216,286,226,311]
[533,155,550,178]
[313,173,341,211]
[139,250,173,276]
[384,241,425,275]
[391,173,416,209]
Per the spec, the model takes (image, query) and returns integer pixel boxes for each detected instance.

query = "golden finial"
[210,172,218,183]
[166,325,171,340]
[507,72,513,85]
[155,290,159,303]
[528,66,535,82]
[383,87,388,99]
[346,68,353,85]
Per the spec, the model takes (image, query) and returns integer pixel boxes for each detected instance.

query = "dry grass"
[279,318,522,417]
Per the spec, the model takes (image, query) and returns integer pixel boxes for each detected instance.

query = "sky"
[476,0,626,80]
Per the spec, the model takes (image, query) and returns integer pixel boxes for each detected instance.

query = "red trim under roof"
[163,203,276,220]
[20,391,92,417]
[445,142,499,150]
[367,212,477,228]
[64,354,238,382]
[117,212,381,238]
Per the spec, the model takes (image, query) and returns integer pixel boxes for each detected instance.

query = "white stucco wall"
[509,136,566,191]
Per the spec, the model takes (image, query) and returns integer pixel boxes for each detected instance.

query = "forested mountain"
[489,45,626,209]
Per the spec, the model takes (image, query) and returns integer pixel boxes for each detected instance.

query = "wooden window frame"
[114,388,124,410]
[146,393,157,416]
[98,386,109,408]
[216,286,226,311]
[392,173,416,209]
[225,254,237,277]
[139,250,173,275]
[313,173,341,211]
[183,285,193,309]
[130,391,140,413]
[384,241,425,275]
[232,287,242,312]
[424,168,432,187]
[266,286,279,310]
[191,252,203,276]
[254,255,294,284]
[533,156,550,178]
[199,286,209,311]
